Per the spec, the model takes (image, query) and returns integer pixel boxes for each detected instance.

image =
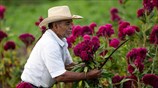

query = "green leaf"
[79,81,82,88]
[117,79,132,88]
[71,65,82,72]
[120,82,123,88]
[120,78,132,84]
[75,67,83,72]
[101,70,114,78]
[108,77,113,88]
[84,66,88,73]
[89,62,94,69]
[84,81,90,88]
[72,82,79,88]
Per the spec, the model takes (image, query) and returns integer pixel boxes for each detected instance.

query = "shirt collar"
[47,29,66,47]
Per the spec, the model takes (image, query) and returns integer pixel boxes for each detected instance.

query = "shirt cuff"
[50,69,66,78]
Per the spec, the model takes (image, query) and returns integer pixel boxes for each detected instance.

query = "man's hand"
[65,62,76,70]
[86,69,102,79]
[65,62,86,70]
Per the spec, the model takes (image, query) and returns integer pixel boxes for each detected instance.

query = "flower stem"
[137,73,141,88]
[0,43,2,59]
[151,45,158,73]
[98,39,128,69]
[10,50,14,64]
[142,23,147,47]
[106,37,109,48]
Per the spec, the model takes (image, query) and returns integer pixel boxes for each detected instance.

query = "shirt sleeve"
[41,43,66,78]
[65,49,73,65]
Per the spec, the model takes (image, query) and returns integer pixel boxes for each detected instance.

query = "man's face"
[56,19,73,38]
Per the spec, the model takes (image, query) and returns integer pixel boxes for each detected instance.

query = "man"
[18,6,101,88]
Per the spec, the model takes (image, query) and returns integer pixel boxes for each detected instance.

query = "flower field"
[0,0,158,88]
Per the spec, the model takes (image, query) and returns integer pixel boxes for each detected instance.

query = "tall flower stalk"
[151,46,158,73]
[99,39,128,69]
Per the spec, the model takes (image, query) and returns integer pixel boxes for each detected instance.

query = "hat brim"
[39,15,83,27]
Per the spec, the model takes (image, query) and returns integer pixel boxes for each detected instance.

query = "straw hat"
[39,6,83,27]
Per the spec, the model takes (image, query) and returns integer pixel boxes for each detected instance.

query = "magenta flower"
[35,16,46,34]
[73,43,82,57]
[83,35,91,41]
[112,75,124,83]
[67,40,72,48]
[118,0,123,4]
[112,75,124,88]
[0,30,7,43]
[110,8,118,15]
[111,14,121,22]
[110,8,121,22]
[149,25,158,45]
[123,75,138,88]
[0,5,6,19]
[126,48,147,73]
[72,25,82,37]
[143,0,154,14]
[68,35,76,43]
[118,21,139,40]
[137,47,147,59]
[66,35,76,48]
[123,26,136,36]
[134,57,144,72]
[104,24,115,37]
[81,26,93,36]
[126,48,138,61]
[80,51,89,61]
[96,26,106,37]
[128,75,137,82]
[138,63,144,72]
[91,36,100,52]
[137,8,145,18]
[83,35,91,46]
[73,41,92,62]
[118,21,130,39]
[118,21,130,34]
[16,81,33,88]
[35,16,44,26]
[131,26,140,32]
[127,48,147,63]
[118,32,126,40]
[134,57,142,66]
[89,22,97,33]
[19,33,35,47]
[35,16,43,26]
[142,74,158,88]
[97,24,114,37]
[39,16,44,22]
[91,36,100,44]
[128,65,135,74]
[35,22,40,26]
[127,57,144,73]
[4,41,16,51]
[41,26,47,34]
[153,0,158,9]
[109,38,120,48]
[105,24,112,29]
